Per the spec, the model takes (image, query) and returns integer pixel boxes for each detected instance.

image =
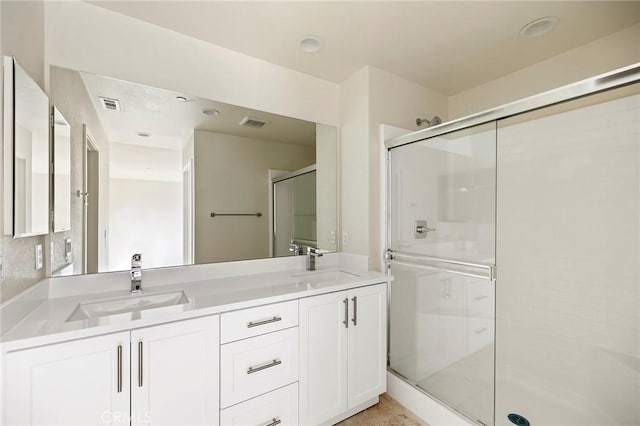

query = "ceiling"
[79,70,317,151]
[88,1,640,95]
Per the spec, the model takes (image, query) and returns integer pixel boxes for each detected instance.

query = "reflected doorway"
[83,125,99,274]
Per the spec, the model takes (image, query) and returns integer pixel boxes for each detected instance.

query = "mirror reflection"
[272,166,317,257]
[52,107,71,232]
[12,60,50,237]
[50,66,337,276]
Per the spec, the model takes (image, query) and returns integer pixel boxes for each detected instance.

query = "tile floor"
[336,394,428,425]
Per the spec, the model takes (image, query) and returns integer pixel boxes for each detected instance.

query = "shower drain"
[508,413,530,426]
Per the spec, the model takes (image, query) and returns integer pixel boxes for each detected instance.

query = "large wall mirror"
[3,57,50,238]
[49,65,337,276]
[52,106,71,232]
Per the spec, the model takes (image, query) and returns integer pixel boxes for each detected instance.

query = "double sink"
[66,269,359,324]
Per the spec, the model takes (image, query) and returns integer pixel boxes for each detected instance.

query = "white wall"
[315,124,337,251]
[109,178,183,271]
[109,142,182,182]
[339,65,449,270]
[339,67,370,258]
[108,142,183,271]
[449,23,640,119]
[193,130,315,264]
[43,1,339,127]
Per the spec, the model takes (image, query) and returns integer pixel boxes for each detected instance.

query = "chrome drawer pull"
[474,295,488,301]
[475,327,488,334]
[138,341,143,387]
[247,316,282,328]
[351,296,357,326]
[117,345,122,393]
[264,418,281,426]
[247,359,282,374]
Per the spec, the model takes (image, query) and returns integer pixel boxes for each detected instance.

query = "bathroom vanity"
[0,254,388,426]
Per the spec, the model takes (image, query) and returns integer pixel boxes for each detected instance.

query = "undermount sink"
[66,290,189,323]
[292,269,360,285]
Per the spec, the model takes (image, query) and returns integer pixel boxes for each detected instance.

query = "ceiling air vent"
[239,116,269,129]
[99,97,121,111]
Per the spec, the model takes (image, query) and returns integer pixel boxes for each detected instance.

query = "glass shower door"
[388,122,496,425]
[495,84,640,426]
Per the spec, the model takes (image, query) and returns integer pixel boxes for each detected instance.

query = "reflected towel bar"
[210,212,262,218]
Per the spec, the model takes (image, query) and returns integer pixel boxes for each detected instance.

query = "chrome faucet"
[131,253,142,293]
[306,247,323,271]
[289,241,303,256]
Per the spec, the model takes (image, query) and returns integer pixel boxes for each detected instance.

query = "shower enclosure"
[271,165,317,257]
[386,64,639,426]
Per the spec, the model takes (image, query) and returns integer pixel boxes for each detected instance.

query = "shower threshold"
[388,368,490,426]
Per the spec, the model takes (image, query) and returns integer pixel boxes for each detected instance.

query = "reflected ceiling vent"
[99,97,121,111]
[239,116,269,129]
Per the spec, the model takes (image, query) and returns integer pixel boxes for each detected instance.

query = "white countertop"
[0,254,389,351]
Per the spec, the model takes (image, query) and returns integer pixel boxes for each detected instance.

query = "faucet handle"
[307,247,323,257]
[289,242,303,256]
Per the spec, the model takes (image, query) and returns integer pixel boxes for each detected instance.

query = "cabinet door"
[347,283,387,408]
[131,315,219,426]
[5,332,130,426]
[299,291,348,425]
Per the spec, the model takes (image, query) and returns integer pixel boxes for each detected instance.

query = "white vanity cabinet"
[131,315,220,426]
[5,332,131,426]
[4,315,220,426]
[299,283,387,425]
[219,300,299,425]
[2,276,390,426]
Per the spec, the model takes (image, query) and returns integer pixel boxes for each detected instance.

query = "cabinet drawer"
[221,327,299,408]
[221,300,298,343]
[220,383,298,426]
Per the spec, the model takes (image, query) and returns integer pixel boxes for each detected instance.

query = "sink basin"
[292,269,359,286]
[67,290,189,322]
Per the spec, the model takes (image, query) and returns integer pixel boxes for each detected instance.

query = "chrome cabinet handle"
[247,359,282,374]
[117,345,122,393]
[264,418,281,426]
[138,341,143,387]
[351,296,357,326]
[343,298,349,328]
[247,316,282,328]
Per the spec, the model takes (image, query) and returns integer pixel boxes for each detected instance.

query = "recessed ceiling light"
[519,16,558,39]
[137,132,151,138]
[176,96,187,102]
[202,108,220,116]
[299,35,324,53]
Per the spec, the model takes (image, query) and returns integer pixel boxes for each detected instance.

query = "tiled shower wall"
[496,87,639,425]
